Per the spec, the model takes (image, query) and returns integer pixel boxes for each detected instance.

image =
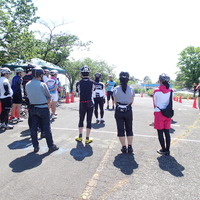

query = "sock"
[86,137,89,140]
[79,134,82,138]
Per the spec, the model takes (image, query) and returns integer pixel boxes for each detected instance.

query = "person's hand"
[4,91,9,96]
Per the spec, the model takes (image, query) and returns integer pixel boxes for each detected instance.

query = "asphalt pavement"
[0,95,200,200]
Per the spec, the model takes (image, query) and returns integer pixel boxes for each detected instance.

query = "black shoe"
[128,146,133,154]
[34,146,40,153]
[96,120,99,123]
[49,145,59,153]
[121,146,127,153]
[100,119,105,123]
[165,151,170,156]
[157,149,166,155]
[107,105,109,109]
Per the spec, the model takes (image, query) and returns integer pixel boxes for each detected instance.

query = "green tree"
[143,76,152,84]
[36,21,92,66]
[0,0,39,64]
[177,46,200,88]
[64,58,116,92]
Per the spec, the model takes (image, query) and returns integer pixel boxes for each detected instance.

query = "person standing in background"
[11,67,24,122]
[93,73,106,123]
[106,75,116,110]
[0,68,13,129]
[194,77,200,114]
[46,70,59,120]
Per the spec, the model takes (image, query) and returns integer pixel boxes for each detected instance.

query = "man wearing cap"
[0,68,14,129]
[25,67,59,153]
[106,75,116,110]
[11,67,24,122]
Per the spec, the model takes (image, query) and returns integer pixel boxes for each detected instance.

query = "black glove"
[4,91,9,96]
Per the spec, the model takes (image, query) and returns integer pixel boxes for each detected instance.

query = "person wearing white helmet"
[153,73,173,156]
[46,70,59,119]
[0,67,14,129]
[75,65,95,144]
[93,73,106,123]
[11,67,24,122]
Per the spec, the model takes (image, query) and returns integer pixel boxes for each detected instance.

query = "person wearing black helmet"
[75,65,95,144]
[22,64,35,97]
[153,73,173,155]
[93,73,106,123]
[113,72,135,153]
[0,68,14,129]
[25,67,59,153]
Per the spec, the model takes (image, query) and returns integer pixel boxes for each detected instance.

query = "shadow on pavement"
[20,129,30,137]
[70,142,93,161]
[113,153,139,175]
[8,138,32,149]
[9,152,50,173]
[169,128,175,134]
[171,119,177,124]
[91,123,105,129]
[157,156,185,177]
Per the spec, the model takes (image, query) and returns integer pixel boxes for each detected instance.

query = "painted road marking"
[78,140,116,200]
[17,125,200,144]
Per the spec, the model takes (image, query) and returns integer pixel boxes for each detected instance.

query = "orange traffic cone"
[71,92,75,103]
[65,92,70,103]
[192,97,197,109]
[179,95,182,103]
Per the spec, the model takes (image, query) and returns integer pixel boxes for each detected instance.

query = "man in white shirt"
[0,68,14,129]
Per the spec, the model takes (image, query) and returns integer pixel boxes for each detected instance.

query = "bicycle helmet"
[159,73,170,82]
[15,67,24,73]
[44,69,50,74]
[32,67,44,78]
[80,65,90,76]
[1,67,11,75]
[26,64,35,73]
[95,73,101,78]
[50,70,58,76]
[119,71,129,80]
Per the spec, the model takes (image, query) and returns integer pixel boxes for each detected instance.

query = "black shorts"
[107,91,114,101]
[12,93,22,104]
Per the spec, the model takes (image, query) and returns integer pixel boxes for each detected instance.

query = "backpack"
[157,90,174,118]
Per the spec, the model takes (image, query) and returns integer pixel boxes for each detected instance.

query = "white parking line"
[17,125,200,143]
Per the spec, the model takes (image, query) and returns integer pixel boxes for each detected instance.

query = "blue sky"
[31,0,200,82]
